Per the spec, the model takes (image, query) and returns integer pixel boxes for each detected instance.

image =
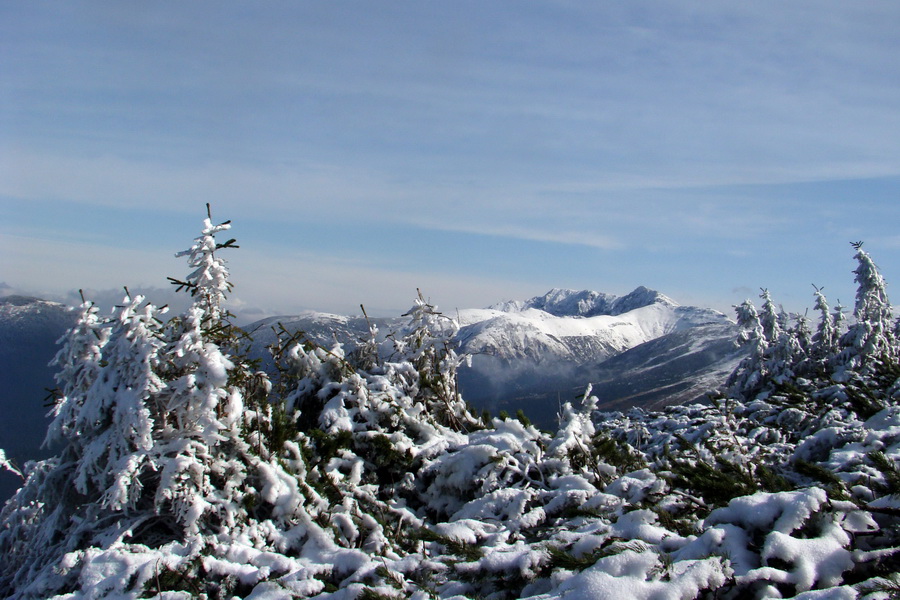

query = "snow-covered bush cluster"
[1,217,899,599]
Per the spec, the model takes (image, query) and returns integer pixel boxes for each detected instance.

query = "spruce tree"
[727,299,768,399]
[839,243,897,370]
[388,289,478,432]
[812,285,837,362]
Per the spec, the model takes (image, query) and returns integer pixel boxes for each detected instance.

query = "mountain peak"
[492,286,676,317]
[613,286,677,314]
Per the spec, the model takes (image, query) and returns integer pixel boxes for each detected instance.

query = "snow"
[759,521,853,592]
[4,218,900,600]
[457,301,714,359]
[704,488,829,533]
[527,551,728,600]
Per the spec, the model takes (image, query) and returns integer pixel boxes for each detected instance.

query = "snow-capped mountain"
[0,296,75,501]
[240,287,745,427]
[574,320,744,411]
[452,287,743,424]
[458,287,727,363]
[490,285,675,317]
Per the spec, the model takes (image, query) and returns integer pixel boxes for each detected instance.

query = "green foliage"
[667,457,754,508]
[307,429,355,462]
[364,433,416,488]
[515,409,532,427]
[869,450,900,495]
[545,545,603,571]
[591,434,646,473]
[793,459,846,496]
[374,565,406,590]
[545,539,652,573]
[358,588,404,600]
[141,557,254,600]
[141,562,200,598]
[413,528,484,562]
[861,574,900,599]
[844,384,887,419]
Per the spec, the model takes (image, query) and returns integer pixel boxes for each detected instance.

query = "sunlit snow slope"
[453,287,744,424]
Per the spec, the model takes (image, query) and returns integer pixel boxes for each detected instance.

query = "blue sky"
[3,2,900,321]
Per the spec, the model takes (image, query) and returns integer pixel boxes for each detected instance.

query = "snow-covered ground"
[1,223,899,599]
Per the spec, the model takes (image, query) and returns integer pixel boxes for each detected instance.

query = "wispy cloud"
[4,2,900,316]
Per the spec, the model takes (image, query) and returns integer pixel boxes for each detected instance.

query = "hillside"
[455,288,742,423]
[241,287,743,426]
[1,217,899,599]
[0,297,74,501]
[0,287,737,505]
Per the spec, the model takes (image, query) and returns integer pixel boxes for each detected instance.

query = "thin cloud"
[4,2,900,318]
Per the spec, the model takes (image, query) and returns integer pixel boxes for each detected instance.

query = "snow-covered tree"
[839,243,897,370]
[758,288,782,346]
[69,292,165,511]
[388,289,479,432]
[812,284,838,361]
[167,204,236,323]
[44,293,110,448]
[5,225,900,599]
[727,299,768,399]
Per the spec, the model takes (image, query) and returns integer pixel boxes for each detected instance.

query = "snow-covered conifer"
[389,289,478,431]
[758,288,781,346]
[44,294,110,448]
[839,243,897,369]
[812,285,838,361]
[0,291,167,595]
[69,292,165,510]
[167,204,236,323]
[727,299,768,399]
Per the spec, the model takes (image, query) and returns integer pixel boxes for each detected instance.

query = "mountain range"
[242,287,746,426]
[455,287,743,423]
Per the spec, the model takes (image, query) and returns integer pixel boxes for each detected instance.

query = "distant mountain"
[453,287,744,425]
[0,296,75,501]
[241,287,746,427]
[490,286,675,317]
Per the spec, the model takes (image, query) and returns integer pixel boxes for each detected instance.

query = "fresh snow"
[2,222,900,599]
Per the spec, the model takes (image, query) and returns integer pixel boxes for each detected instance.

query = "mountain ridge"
[488,285,678,317]
[238,286,743,426]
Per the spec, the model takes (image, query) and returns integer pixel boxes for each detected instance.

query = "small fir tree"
[839,243,897,370]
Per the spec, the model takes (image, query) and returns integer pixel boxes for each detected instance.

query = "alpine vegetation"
[1,214,899,600]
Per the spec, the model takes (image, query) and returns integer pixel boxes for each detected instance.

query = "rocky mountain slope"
[453,288,744,424]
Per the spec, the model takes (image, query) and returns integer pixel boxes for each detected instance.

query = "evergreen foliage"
[2,219,900,599]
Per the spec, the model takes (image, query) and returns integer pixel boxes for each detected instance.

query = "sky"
[3,2,900,323]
